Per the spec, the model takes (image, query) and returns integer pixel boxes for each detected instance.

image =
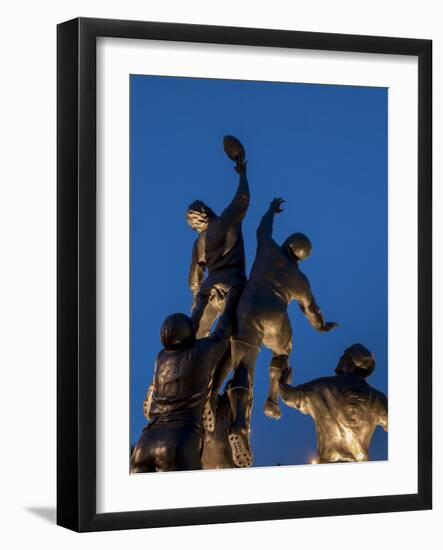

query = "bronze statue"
[202,378,255,469]
[227,198,337,467]
[279,344,388,463]
[187,136,250,434]
[187,135,249,339]
[130,297,237,473]
[201,381,237,469]
[132,136,387,473]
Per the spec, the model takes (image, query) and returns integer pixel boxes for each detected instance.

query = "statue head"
[283,233,312,262]
[186,200,217,233]
[160,313,196,350]
[335,344,375,379]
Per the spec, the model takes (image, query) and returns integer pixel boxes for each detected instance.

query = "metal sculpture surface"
[131,136,386,474]
[201,382,236,470]
[227,198,337,466]
[130,298,237,472]
[279,344,388,463]
[186,135,249,339]
[187,136,250,435]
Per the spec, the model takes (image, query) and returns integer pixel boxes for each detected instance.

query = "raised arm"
[256,197,285,245]
[220,160,250,224]
[188,238,206,299]
[296,274,338,333]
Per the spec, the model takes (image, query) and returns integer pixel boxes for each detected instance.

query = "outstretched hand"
[270,197,285,214]
[319,321,339,333]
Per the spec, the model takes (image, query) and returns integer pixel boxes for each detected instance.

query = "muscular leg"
[203,285,244,432]
[210,285,245,392]
[211,347,232,394]
[221,293,262,467]
[263,313,293,420]
[264,355,291,419]
[227,340,259,467]
[191,291,219,338]
[201,390,236,470]
[203,336,235,433]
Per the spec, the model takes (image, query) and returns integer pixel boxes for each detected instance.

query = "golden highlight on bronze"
[130,137,387,473]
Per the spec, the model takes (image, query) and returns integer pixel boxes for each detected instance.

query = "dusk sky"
[130,74,388,466]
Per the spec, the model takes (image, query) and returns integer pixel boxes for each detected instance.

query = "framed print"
[57,17,432,532]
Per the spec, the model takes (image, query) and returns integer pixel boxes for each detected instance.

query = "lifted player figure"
[186,136,250,436]
[227,197,338,467]
[186,135,249,339]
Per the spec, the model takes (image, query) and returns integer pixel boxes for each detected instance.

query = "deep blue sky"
[130,75,388,466]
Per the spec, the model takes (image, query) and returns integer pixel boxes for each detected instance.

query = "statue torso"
[304,375,385,462]
[246,240,305,306]
[199,217,246,291]
[150,343,214,427]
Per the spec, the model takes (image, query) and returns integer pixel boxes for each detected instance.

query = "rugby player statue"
[279,344,388,463]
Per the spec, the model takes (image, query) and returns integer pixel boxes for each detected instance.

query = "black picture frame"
[57,17,432,532]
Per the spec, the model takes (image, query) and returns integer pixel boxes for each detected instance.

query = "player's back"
[304,374,387,462]
[246,239,306,306]
[205,216,245,271]
[150,340,215,425]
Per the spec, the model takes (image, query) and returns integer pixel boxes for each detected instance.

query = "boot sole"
[229,433,253,467]
[203,400,215,432]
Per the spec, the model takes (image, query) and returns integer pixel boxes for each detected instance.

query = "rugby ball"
[223,135,246,162]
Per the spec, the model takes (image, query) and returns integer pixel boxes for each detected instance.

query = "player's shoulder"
[258,237,283,257]
[370,386,388,405]
[315,375,337,386]
[294,266,310,286]
[299,376,333,392]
